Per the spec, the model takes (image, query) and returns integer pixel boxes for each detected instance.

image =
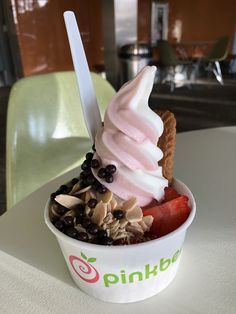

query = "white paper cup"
[44,178,196,303]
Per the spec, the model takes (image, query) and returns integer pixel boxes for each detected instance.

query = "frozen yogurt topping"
[93,66,168,206]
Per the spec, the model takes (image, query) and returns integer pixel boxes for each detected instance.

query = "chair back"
[206,36,229,61]
[6,71,115,209]
[157,40,178,66]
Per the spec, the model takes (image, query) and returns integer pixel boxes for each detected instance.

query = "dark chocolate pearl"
[86,152,94,160]
[59,185,70,194]
[113,210,124,219]
[86,175,95,185]
[87,198,97,208]
[106,164,117,174]
[75,216,83,225]
[81,160,91,170]
[87,223,99,235]
[97,230,108,239]
[99,237,113,245]
[73,204,85,217]
[81,178,90,188]
[71,178,79,185]
[97,168,107,178]
[105,174,114,183]
[54,220,65,231]
[77,232,89,242]
[91,238,99,244]
[65,227,78,238]
[79,171,86,180]
[56,204,68,215]
[50,192,57,200]
[92,144,96,151]
[97,184,107,194]
[92,182,100,190]
[63,216,74,227]
[91,159,100,169]
[82,217,92,228]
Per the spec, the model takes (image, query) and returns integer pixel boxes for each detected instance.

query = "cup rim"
[44,178,196,252]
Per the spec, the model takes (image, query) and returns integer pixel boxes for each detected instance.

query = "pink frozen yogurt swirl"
[93,66,168,206]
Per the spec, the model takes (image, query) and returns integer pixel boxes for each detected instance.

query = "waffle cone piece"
[154,110,176,184]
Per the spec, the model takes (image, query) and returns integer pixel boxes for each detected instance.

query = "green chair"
[203,36,229,85]
[157,40,192,92]
[6,71,115,209]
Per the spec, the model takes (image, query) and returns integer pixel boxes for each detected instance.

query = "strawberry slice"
[143,195,191,237]
[164,186,180,202]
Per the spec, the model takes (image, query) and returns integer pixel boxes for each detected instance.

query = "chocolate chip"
[87,198,97,208]
[113,210,124,219]
[77,232,89,242]
[87,223,99,235]
[91,159,100,169]
[106,164,117,174]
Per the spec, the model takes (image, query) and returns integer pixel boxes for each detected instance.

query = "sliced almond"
[74,224,87,233]
[109,221,120,234]
[125,206,143,223]
[103,212,113,224]
[110,198,118,211]
[138,220,148,232]
[74,185,92,195]
[85,191,95,203]
[49,203,60,218]
[101,190,113,204]
[55,194,83,209]
[119,218,128,228]
[121,197,137,212]
[142,215,154,230]
[91,201,107,226]
[62,209,74,219]
[69,182,81,195]
[126,223,144,236]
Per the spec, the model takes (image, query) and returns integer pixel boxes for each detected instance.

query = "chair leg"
[170,66,175,92]
[213,61,224,85]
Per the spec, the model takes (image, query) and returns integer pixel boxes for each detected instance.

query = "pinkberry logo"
[69,248,182,287]
[69,252,99,283]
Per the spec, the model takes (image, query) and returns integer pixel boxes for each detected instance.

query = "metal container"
[119,43,152,85]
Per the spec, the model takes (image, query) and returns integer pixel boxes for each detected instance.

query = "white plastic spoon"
[64,11,102,144]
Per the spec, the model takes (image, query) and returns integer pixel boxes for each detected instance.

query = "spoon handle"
[64,11,102,144]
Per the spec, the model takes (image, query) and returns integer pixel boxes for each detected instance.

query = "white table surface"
[0,127,236,314]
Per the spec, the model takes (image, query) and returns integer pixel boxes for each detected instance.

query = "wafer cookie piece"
[155,110,176,183]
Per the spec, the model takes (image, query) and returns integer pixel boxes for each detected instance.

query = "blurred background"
[0,0,236,212]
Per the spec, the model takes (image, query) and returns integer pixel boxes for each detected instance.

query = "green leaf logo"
[81,252,87,261]
[88,257,96,263]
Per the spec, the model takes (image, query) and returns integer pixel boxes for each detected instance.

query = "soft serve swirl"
[93,66,168,206]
